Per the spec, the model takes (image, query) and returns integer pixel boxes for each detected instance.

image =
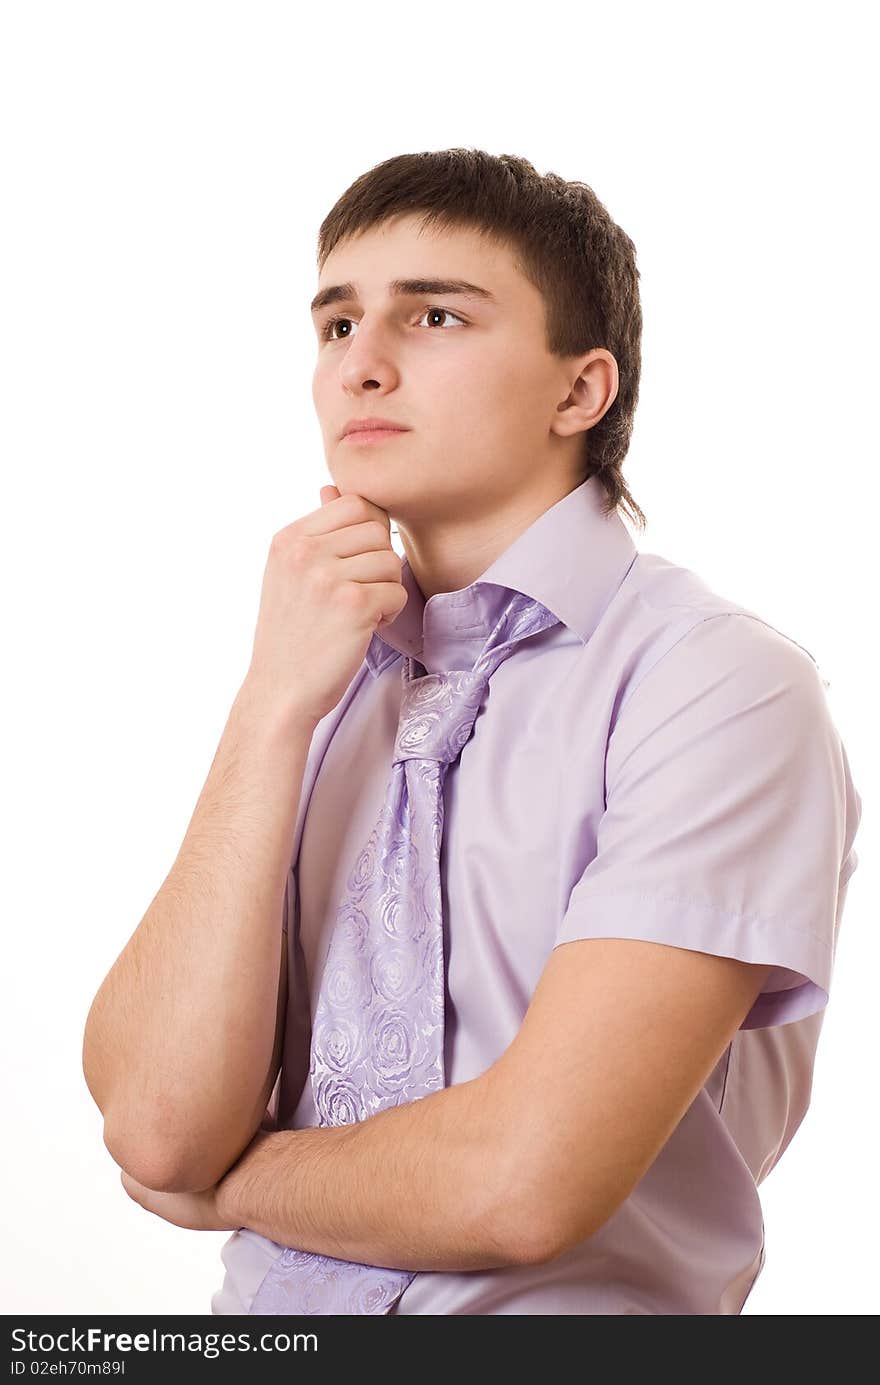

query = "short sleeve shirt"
[212,475,862,1316]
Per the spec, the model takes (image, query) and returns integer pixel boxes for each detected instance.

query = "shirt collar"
[364,474,639,677]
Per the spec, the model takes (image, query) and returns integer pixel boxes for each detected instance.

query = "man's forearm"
[82,680,316,1190]
[215,1072,533,1273]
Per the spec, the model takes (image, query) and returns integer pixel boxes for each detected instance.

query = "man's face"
[311,214,591,525]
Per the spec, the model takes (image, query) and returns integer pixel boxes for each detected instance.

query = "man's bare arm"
[214,1068,537,1272]
[82,682,314,1192]
[83,490,409,1194]
[211,941,774,1274]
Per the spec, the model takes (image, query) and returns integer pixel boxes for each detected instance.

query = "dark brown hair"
[316,147,647,533]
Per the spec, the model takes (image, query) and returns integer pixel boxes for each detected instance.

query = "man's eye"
[320,307,466,341]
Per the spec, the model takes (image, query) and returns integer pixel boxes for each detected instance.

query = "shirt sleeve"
[554,613,858,1030]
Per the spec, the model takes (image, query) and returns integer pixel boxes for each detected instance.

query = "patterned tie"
[248,587,560,1315]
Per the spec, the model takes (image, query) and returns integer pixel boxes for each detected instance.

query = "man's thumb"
[320,485,341,506]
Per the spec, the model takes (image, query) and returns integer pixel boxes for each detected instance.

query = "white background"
[1,0,875,1316]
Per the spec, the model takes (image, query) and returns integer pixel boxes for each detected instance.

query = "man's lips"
[342,417,411,438]
[342,428,409,443]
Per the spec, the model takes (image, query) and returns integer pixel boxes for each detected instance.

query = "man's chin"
[331,471,418,515]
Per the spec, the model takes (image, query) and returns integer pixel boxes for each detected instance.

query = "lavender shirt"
[212,475,862,1316]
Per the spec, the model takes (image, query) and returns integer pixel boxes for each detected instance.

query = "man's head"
[310,149,646,536]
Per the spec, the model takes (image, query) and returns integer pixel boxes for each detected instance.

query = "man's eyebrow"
[310,278,499,316]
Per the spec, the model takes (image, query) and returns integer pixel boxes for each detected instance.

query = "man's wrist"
[213,1126,270,1225]
[232,676,320,745]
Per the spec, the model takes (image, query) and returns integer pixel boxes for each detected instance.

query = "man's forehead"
[315,221,518,300]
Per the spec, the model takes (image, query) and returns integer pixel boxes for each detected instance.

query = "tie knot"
[393,667,489,766]
[391,591,560,768]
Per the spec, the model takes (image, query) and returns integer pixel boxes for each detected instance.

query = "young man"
[84,151,861,1315]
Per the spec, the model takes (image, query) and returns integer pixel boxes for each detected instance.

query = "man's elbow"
[488,1150,609,1267]
[488,1197,567,1268]
[500,1197,604,1267]
[102,1116,241,1195]
[103,1122,189,1193]
[483,1157,578,1268]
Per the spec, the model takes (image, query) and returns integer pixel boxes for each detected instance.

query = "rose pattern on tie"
[247,589,560,1314]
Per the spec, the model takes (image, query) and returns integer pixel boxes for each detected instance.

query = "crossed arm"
[213,1070,528,1271]
[172,938,773,1273]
